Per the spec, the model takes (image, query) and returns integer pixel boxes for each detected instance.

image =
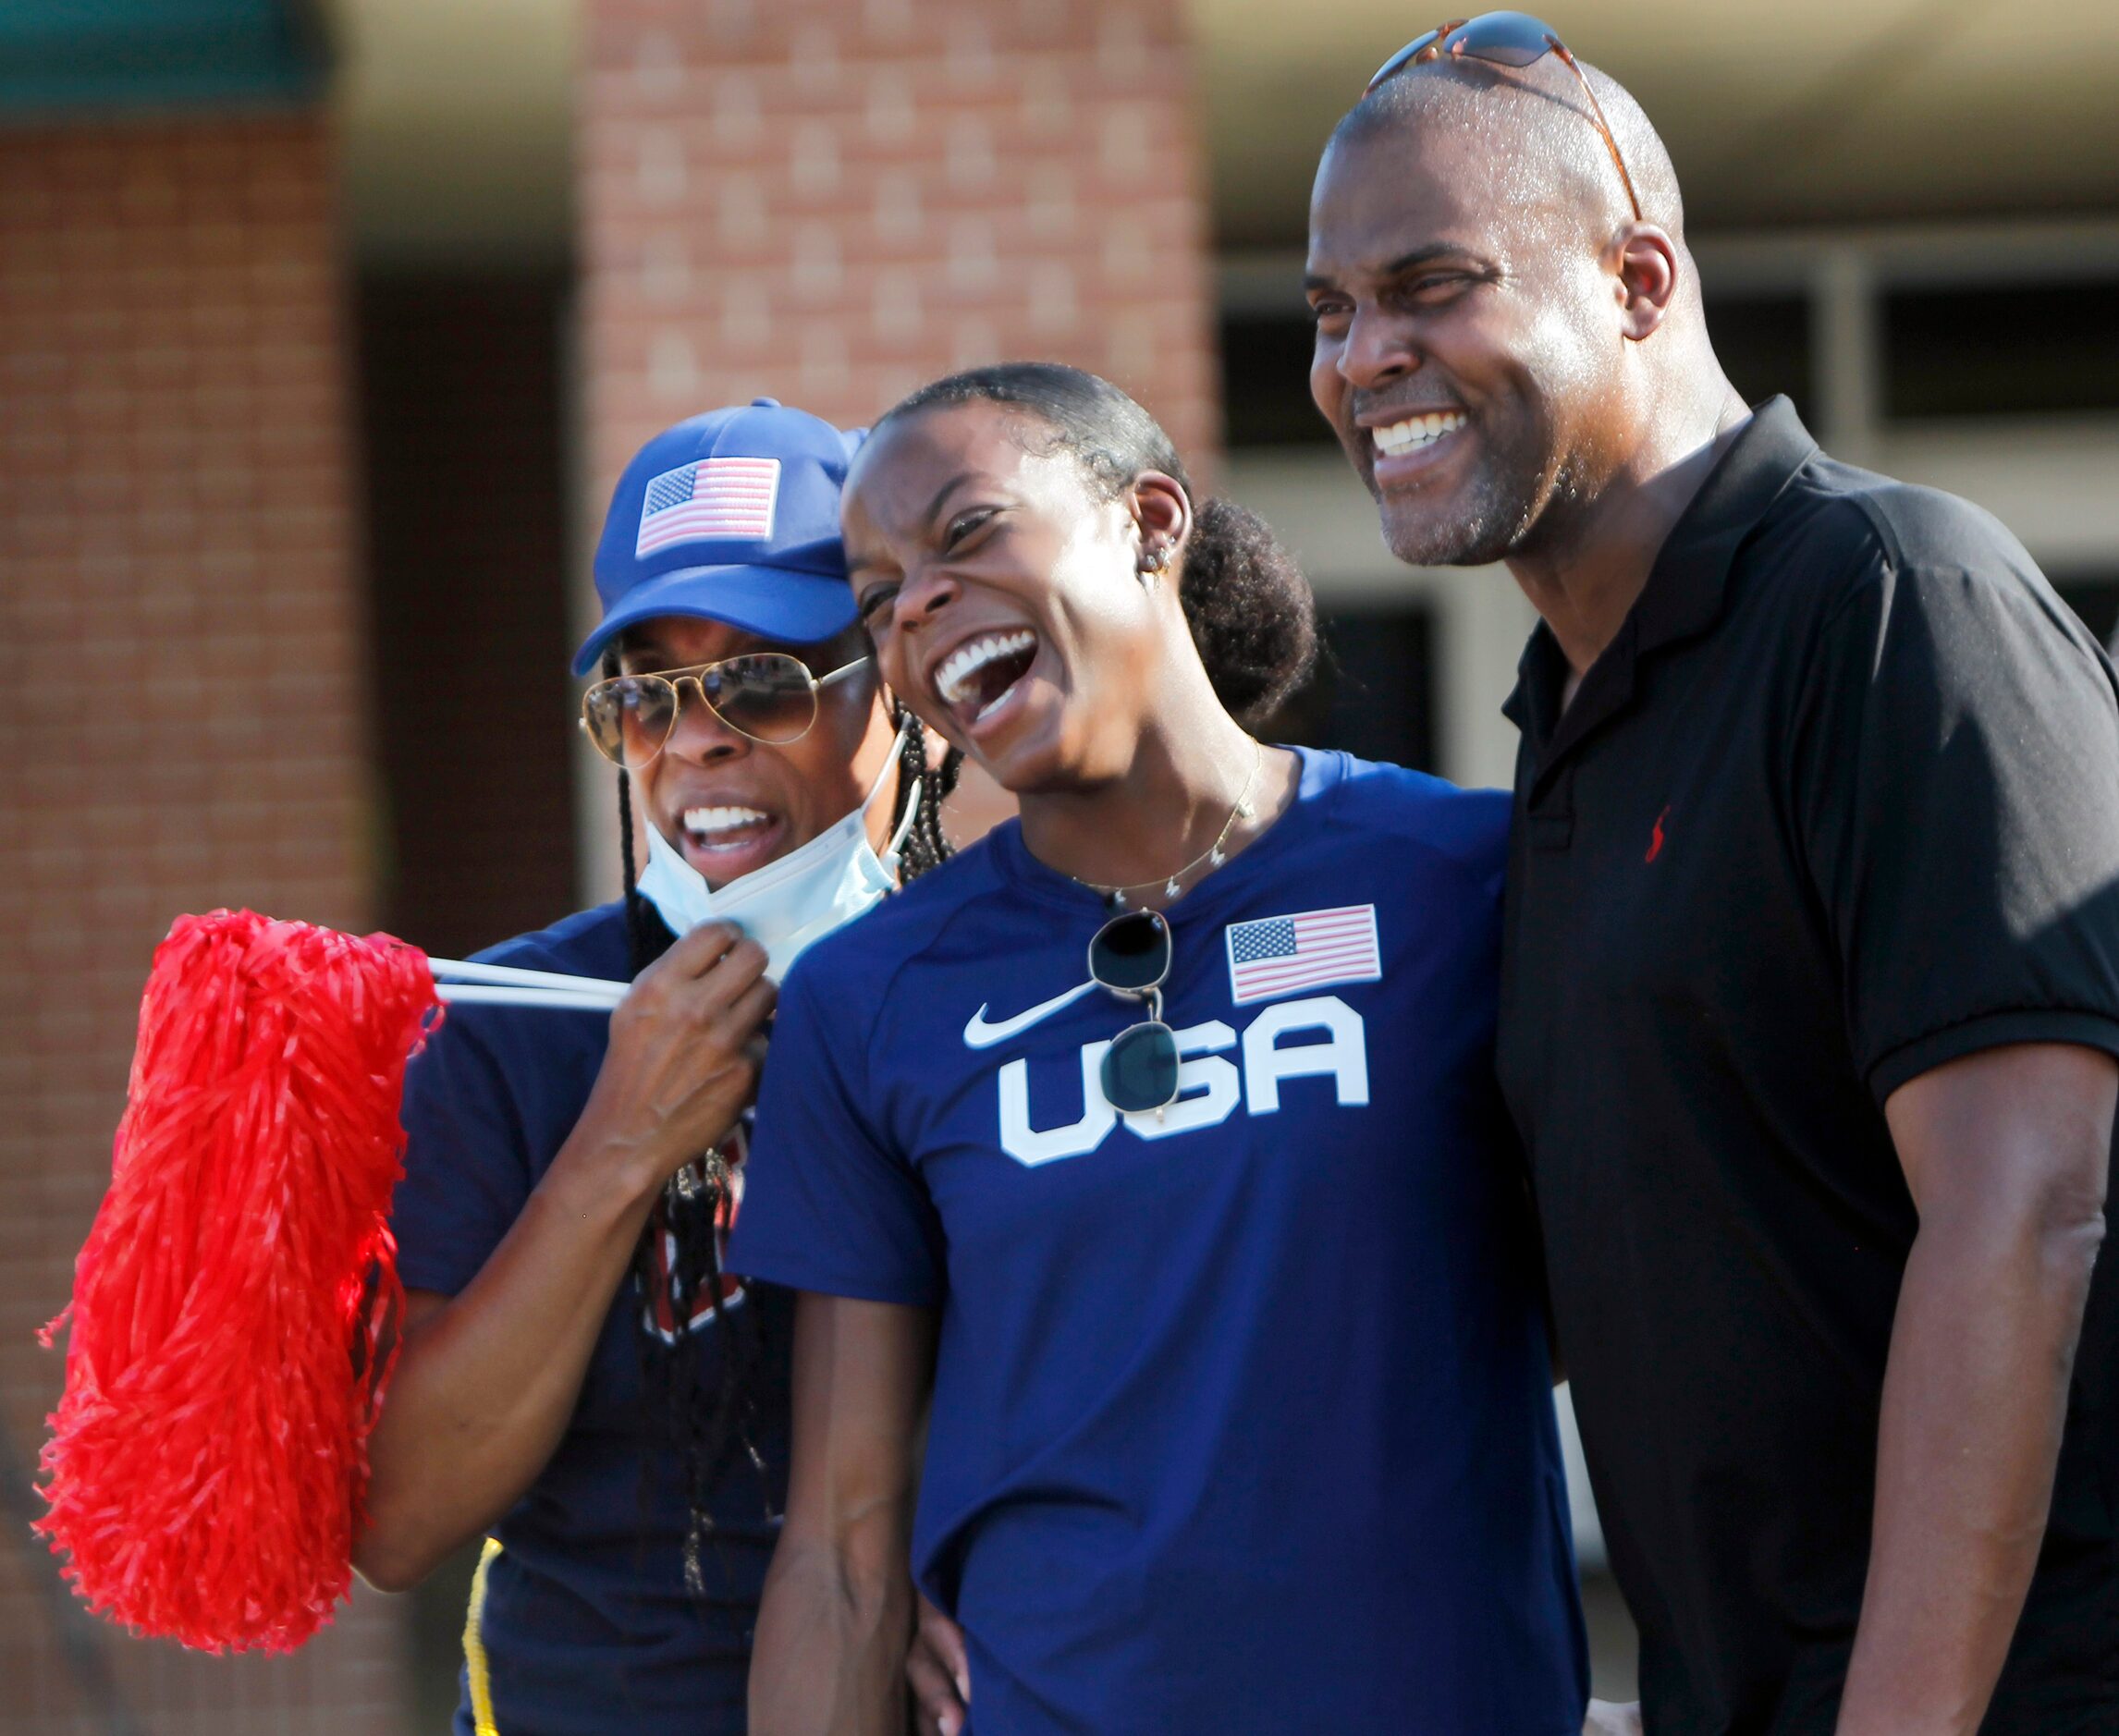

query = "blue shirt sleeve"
[730,958,945,1307]
[392,1013,538,1298]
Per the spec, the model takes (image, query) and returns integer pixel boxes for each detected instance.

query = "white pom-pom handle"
[426,957,629,1010]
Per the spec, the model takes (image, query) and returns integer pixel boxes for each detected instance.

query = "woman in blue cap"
[354,400,962,1734]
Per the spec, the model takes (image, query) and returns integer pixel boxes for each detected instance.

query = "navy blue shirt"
[733,748,1588,1736]
[392,902,789,1736]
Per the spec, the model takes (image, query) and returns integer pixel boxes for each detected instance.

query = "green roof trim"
[0,0,328,115]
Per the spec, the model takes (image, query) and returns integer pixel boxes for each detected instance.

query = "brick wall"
[0,116,406,1734]
[577,0,1222,532]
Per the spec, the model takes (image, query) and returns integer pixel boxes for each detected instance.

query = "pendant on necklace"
[1208,847,1226,867]
[1110,889,1129,909]
[1164,877,1182,898]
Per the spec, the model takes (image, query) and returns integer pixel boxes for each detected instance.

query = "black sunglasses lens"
[1089,911,1170,994]
[1451,11,1556,67]
[1102,1022,1180,1114]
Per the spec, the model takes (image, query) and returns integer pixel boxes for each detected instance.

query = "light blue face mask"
[634,728,915,982]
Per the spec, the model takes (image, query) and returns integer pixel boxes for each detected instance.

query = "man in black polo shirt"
[1304,26,2119,1736]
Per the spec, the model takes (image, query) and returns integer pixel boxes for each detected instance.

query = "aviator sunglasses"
[1090,909,1182,1116]
[1366,11,1643,222]
[581,652,871,769]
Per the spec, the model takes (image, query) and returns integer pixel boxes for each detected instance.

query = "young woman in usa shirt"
[735,365,1591,1736]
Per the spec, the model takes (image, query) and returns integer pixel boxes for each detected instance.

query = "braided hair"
[888,702,962,879]
[606,649,959,1593]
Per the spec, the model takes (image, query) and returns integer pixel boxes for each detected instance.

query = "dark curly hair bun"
[877,361,1317,727]
[1180,496,1317,727]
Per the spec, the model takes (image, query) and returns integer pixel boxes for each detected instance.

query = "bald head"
[1333,55,1684,246]
[1304,52,1737,569]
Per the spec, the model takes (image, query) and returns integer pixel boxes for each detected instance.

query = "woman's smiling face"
[842,401,1176,795]
[618,616,894,889]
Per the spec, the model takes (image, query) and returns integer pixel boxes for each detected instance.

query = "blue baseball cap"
[572,398,864,675]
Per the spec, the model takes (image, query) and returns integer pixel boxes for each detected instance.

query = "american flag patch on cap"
[1225,905,1380,1005]
[636,457,780,556]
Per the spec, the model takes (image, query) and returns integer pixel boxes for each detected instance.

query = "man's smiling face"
[1305,87,1622,568]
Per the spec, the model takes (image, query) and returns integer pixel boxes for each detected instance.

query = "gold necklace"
[1073,738,1264,909]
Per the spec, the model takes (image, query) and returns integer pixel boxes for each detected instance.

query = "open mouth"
[682,804,775,856]
[933,630,1038,731]
[1371,410,1467,461]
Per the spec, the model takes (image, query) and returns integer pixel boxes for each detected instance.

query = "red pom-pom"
[36,910,439,1654]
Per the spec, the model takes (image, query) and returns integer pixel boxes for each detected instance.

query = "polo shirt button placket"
[1526,763,1575,852]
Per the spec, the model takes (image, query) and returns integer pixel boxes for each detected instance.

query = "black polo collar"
[1501,397,1819,783]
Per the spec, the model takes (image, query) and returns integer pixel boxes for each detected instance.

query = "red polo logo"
[1645,806,1670,863]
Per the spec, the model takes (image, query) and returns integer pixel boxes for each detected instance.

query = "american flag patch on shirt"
[635,457,781,556]
[1225,905,1381,1005]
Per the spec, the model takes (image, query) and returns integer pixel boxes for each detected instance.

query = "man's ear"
[1616,224,1679,342]
[1128,470,1192,568]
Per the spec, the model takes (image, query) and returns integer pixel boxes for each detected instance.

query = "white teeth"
[683,805,768,843]
[935,630,1035,707]
[1372,410,1466,457]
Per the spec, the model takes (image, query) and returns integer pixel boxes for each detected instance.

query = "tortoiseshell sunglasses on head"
[1366,11,1643,222]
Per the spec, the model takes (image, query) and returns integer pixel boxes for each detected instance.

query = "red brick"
[0,115,400,1732]
[579,0,1219,477]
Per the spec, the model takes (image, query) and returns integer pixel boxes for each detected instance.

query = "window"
[2056,576,2119,654]
[1221,312,1335,447]
[1265,605,1437,773]
[1884,282,2119,420]
[1705,293,1812,424]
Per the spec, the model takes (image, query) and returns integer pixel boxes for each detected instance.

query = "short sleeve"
[1794,546,2119,1103]
[729,961,945,1307]
[392,1015,538,1297]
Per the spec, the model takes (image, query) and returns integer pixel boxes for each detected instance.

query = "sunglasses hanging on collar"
[1089,909,1182,1116]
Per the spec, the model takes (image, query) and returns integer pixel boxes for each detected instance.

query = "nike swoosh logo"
[962,981,1097,1048]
